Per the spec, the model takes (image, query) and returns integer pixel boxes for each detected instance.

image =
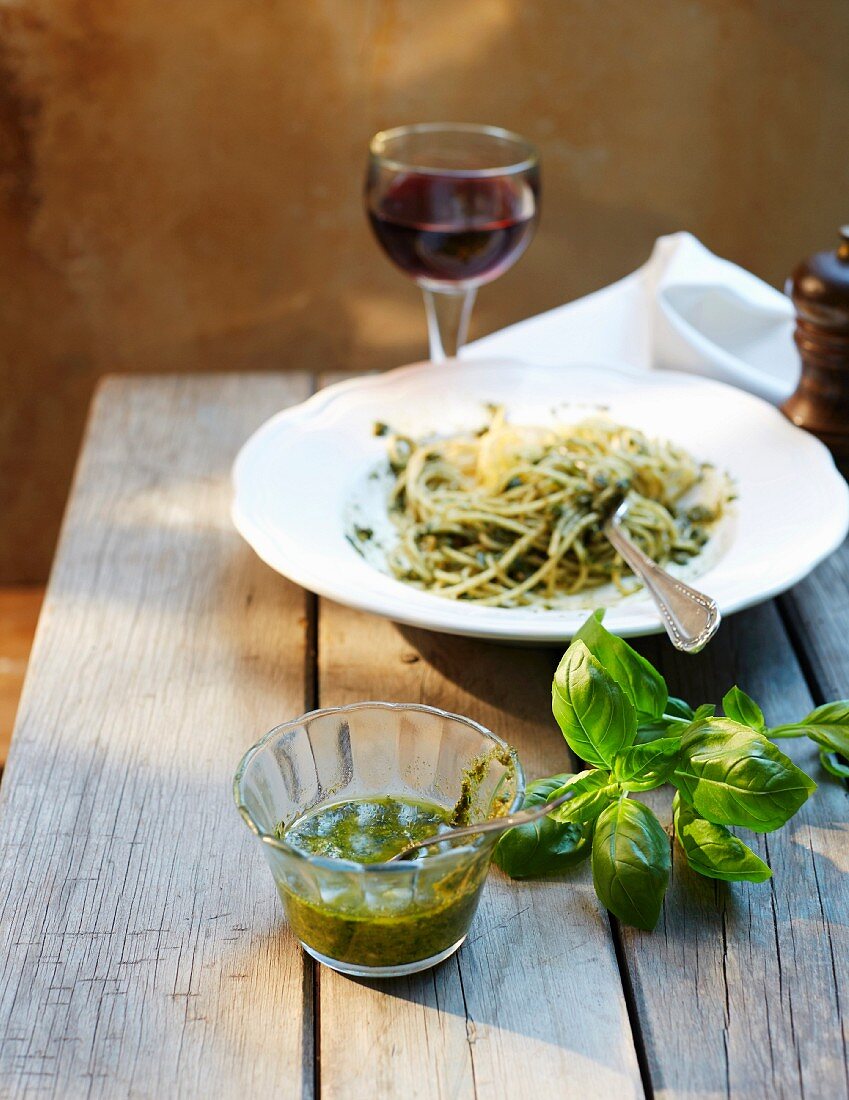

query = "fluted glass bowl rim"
[233,700,525,875]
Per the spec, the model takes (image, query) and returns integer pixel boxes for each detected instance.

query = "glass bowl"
[234,701,524,977]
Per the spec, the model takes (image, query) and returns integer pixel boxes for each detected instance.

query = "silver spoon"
[386,786,577,862]
[604,498,720,654]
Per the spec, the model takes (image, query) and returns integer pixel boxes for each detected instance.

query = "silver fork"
[604,498,721,654]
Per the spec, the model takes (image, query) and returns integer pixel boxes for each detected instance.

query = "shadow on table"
[319,861,644,1084]
[395,622,563,720]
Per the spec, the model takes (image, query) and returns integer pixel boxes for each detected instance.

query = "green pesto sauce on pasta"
[381,411,732,608]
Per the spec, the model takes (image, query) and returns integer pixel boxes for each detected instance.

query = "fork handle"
[605,519,721,654]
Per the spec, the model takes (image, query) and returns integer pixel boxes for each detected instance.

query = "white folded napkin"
[464,231,800,405]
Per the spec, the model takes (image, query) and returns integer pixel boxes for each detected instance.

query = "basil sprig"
[495,610,847,931]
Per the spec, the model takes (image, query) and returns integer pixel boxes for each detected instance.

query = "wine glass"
[365,123,540,362]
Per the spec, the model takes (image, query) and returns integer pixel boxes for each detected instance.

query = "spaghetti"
[381,409,731,608]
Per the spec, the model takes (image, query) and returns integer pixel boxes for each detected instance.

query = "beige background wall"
[1,0,848,580]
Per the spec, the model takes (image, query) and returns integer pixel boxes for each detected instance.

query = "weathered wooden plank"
[0,375,315,1097]
[626,603,849,1099]
[779,537,849,701]
[316,604,645,1100]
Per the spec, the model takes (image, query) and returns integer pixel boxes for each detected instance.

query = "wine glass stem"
[422,287,477,363]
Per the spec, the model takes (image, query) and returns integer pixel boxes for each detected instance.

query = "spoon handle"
[604,507,720,654]
[386,788,575,862]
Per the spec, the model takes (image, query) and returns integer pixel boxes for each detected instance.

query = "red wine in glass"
[366,124,540,361]
[367,172,538,288]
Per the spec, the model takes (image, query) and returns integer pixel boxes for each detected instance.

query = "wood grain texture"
[0,375,314,1097]
[316,605,644,1100]
[3,367,846,1099]
[779,537,849,703]
[628,603,849,1100]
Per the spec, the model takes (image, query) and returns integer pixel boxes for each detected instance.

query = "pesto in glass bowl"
[234,702,523,977]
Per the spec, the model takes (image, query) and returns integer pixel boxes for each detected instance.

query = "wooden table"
[0,374,847,1099]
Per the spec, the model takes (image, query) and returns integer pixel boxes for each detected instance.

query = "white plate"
[232,359,849,642]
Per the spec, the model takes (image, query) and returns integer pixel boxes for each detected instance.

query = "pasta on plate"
[375,408,733,609]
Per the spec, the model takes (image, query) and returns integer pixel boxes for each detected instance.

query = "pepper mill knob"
[782,227,849,472]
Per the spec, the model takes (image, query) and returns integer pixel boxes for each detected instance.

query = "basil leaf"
[552,640,637,767]
[546,769,616,825]
[616,736,682,792]
[770,702,849,779]
[635,697,694,745]
[672,792,771,883]
[574,609,668,721]
[691,703,716,723]
[667,697,696,721]
[673,718,816,832]
[819,749,849,779]
[634,720,671,745]
[493,774,591,878]
[592,798,670,931]
[811,730,849,758]
[771,701,849,759]
[722,686,766,732]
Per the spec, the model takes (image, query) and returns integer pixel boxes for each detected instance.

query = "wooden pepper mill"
[783,227,849,475]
